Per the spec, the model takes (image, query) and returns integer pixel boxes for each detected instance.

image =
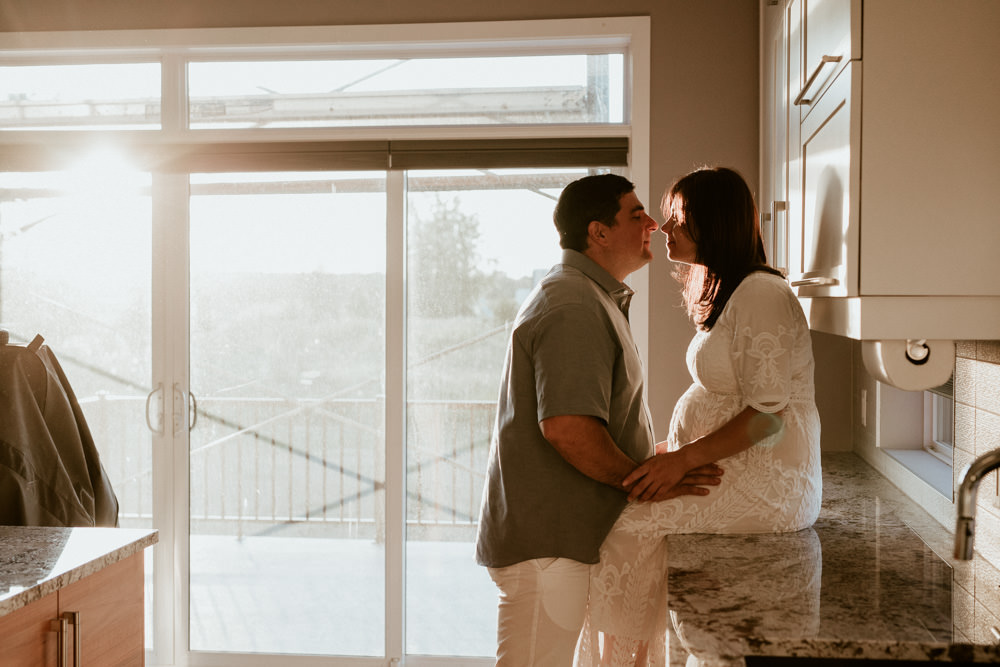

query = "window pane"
[189,54,624,129]
[189,171,387,655]
[0,63,161,130]
[404,167,612,657]
[931,393,954,448]
[0,164,154,639]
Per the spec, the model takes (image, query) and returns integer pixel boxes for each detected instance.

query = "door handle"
[793,55,842,106]
[145,383,165,435]
[173,384,199,434]
[189,390,199,431]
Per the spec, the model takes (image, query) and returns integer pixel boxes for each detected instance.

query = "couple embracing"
[475,168,822,667]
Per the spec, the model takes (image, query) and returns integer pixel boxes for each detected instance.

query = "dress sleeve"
[728,275,800,413]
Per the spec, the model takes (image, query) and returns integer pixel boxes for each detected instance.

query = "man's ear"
[587,220,608,247]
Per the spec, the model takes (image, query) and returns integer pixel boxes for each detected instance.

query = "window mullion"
[161,53,188,136]
[385,168,407,663]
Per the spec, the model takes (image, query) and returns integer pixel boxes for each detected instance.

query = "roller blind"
[0,137,627,172]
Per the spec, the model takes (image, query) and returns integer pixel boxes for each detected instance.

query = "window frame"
[0,17,651,667]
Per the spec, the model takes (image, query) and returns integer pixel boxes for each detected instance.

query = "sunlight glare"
[59,147,147,199]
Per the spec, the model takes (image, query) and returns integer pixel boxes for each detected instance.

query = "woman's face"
[660,197,698,264]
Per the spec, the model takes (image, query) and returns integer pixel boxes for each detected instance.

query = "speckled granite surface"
[0,526,157,617]
[667,452,1000,665]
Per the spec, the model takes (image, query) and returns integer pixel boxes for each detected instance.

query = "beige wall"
[1,0,761,439]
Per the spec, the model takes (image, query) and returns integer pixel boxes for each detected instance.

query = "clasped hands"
[623,442,723,502]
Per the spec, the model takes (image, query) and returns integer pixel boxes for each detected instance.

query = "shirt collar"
[560,249,635,318]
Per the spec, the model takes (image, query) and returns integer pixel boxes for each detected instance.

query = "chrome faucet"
[955,448,1000,560]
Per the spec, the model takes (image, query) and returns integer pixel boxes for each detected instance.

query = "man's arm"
[540,414,636,489]
[540,414,722,500]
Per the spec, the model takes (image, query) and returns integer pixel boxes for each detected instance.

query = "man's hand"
[623,451,723,502]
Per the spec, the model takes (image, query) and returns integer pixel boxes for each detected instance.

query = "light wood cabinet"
[0,553,144,667]
[760,0,1000,339]
[0,591,59,666]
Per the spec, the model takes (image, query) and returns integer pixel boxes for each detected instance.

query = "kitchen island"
[666,452,1000,665]
[0,526,157,665]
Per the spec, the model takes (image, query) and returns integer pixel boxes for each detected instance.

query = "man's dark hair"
[553,173,635,251]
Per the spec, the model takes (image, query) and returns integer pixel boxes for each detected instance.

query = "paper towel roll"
[861,339,955,391]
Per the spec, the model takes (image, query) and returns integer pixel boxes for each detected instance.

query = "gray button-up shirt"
[475,250,654,568]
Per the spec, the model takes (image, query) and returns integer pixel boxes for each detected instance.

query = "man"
[475,174,720,665]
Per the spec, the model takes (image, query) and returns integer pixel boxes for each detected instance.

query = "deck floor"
[152,535,498,659]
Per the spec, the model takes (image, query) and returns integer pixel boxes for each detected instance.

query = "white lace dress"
[576,272,822,667]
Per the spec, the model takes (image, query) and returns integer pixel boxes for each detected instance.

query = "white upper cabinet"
[760,0,1000,339]
[795,0,858,113]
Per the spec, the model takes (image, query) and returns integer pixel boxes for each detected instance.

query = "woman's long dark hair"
[665,166,782,330]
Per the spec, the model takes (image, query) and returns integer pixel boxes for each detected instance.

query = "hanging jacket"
[0,332,119,527]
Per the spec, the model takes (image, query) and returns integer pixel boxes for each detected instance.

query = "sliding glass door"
[0,161,621,662]
[188,171,387,655]
[180,166,592,659]
[404,168,576,657]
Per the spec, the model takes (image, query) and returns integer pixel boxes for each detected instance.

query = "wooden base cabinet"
[0,553,144,667]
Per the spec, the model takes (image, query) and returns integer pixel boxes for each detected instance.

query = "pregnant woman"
[576,167,823,667]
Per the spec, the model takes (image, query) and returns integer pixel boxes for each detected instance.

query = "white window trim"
[0,18,651,667]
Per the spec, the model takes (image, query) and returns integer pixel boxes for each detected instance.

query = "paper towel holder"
[904,339,930,365]
[861,338,954,392]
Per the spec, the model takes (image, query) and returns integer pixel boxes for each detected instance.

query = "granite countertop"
[666,452,1000,665]
[0,526,158,618]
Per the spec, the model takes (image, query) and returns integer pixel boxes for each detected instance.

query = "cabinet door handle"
[64,611,81,666]
[770,201,788,276]
[51,616,68,667]
[790,276,839,286]
[793,55,843,106]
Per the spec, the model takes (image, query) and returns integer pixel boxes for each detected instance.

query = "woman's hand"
[623,451,723,502]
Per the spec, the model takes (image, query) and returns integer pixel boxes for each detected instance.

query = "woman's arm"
[622,405,783,501]
[541,414,725,500]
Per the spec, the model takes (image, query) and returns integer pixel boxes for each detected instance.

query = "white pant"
[488,558,591,667]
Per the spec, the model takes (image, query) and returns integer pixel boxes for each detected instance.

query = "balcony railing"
[82,393,494,540]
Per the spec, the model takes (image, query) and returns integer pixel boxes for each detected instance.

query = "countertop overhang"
[0,526,158,618]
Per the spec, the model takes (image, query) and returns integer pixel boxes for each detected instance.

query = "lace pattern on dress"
[575,274,821,667]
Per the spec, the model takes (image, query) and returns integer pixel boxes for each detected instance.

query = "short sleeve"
[727,275,800,413]
[531,303,617,423]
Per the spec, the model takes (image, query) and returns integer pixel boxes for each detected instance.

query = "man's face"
[603,190,659,276]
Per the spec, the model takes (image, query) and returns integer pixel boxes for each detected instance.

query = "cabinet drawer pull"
[770,200,788,277]
[794,55,843,106]
[790,276,839,287]
[64,611,81,666]
[51,616,68,667]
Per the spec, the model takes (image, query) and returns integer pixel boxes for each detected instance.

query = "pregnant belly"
[667,384,744,449]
